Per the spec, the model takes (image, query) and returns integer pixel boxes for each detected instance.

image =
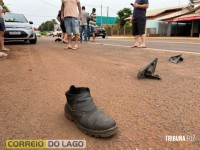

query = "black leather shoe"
[65,85,118,137]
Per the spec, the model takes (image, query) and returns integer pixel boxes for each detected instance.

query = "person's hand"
[130,18,133,23]
[61,16,64,21]
[79,14,82,20]
[133,3,139,8]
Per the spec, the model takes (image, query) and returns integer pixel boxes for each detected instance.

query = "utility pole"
[101,5,103,26]
[107,6,109,25]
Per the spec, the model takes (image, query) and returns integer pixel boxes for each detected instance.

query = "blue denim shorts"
[64,17,79,35]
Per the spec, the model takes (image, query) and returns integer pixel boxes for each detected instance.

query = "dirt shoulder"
[0,39,200,150]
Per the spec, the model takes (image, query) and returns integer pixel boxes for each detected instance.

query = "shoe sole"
[64,104,118,138]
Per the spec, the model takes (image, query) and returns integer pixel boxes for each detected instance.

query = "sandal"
[131,45,139,48]
[139,45,146,48]
[67,45,72,49]
[72,46,79,50]
[63,41,68,44]
[1,48,10,51]
[0,52,8,58]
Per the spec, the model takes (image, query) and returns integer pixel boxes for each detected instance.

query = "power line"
[40,0,59,8]
[25,14,56,18]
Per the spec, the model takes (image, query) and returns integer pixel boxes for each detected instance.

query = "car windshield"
[5,13,28,23]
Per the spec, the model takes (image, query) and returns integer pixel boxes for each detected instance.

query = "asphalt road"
[0,37,200,150]
[94,37,200,54]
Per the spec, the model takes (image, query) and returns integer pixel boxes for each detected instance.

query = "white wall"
[146,20,160,34]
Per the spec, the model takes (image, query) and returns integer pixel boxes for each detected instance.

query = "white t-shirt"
[80,10,89,26]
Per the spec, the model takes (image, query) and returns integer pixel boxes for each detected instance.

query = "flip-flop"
[63,41,68,44]
[139,46,147,48]
[1,48,10,51]
[131,45,139,48]
[68,46,72,49]
[0,52,8,58]
[72,46,79,50]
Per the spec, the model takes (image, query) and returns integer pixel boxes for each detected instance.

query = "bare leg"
[140,34,146,47]
[74,34,79,48]
[0,31,3,50]
[67,35,72,48]
[0,31,9,51]
[92,33,95,42]
[62,33,65,41]
[62,33,68,43]
[133,35,139,47]
[0,31,8,57]
[64,34,68,42]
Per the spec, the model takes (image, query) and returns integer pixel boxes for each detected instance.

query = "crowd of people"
[59,0,149,50]
[0,0,150,58]
[0,0,9,58]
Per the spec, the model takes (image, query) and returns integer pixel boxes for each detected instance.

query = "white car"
[4,13,37,44]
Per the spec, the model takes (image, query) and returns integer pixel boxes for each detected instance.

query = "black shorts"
[0,17,5,31]
[0,23,5,31]
[132,18,146,36]
[60,21,66,33]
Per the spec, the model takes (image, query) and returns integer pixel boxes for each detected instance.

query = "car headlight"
[25,26,32,30]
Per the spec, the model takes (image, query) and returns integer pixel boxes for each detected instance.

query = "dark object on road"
[169,54,183,64]
[55,38,62,42]
[94,27,106,39]
[86,27,106,39]
[64,85,118,138]
[137,58,161,80]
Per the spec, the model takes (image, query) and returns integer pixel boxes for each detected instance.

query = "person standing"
[57,10,68,43]
[0,0,9,56]
[61,0,82,50]
[131,0,149,48]
[89,8,97,42]
[198,21,200,38]
[80,6,89,42]
[87,17,90,41]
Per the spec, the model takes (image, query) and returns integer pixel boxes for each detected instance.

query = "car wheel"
[29,35,37,44]
[102,35,106,39]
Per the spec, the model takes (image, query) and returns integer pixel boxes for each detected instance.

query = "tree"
[38,19,57,32]
[189,0,194,7]
[124,22,132,34]
[0,2,10,12]
[116,8,132,28]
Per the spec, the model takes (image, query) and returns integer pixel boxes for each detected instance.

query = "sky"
[5,0,189,28]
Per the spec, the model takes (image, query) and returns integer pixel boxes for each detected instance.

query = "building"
[145,1,200,37]
[96,16,117,26]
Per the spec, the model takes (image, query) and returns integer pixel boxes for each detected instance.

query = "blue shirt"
[133,0,149,19]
